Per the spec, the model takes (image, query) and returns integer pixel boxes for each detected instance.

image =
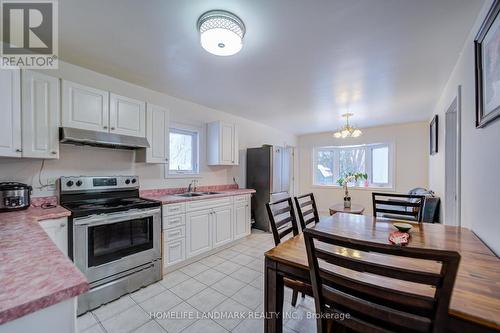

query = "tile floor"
[77,231,317,333]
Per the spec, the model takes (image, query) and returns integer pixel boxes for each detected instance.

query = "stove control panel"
[60,176,139,192]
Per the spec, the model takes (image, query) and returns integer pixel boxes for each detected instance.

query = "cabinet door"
[22,71,60,159]
[164,238,185,266]
[212,205,233,248]
[186,210,212,258]
[220,122,235,164]
[145,103,169,163]
[0,69,22,157]
[40,218,68,256]
[234,202,250,240]
[62,80,109,132]
[109,93,146,137]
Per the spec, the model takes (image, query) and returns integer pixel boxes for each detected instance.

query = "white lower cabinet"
[162,194,251,271]
[234,201,250,240]
[186,209,212,258]
[39,218,68,256]
[212,205,233,248]
[164,237,185,266]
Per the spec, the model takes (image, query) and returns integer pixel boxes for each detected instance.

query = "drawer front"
[165,225,185,241]
[164,214,185,229]
[233,194,250,204]
[186,197,232,211]
[164,238,185,266]
[163,202,186,216]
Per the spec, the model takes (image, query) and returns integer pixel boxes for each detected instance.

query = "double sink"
[175,191,222,198]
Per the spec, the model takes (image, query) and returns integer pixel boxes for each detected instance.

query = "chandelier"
[197,10,245,56]
[333,113,362,138]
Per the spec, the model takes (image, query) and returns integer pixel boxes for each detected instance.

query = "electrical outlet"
[47,177,57,187]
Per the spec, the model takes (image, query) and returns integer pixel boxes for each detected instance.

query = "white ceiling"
[59,0,484,135]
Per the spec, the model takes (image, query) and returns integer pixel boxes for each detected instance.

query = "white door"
[109,93,146,137]
[164,238,185,266]
[145,103,169,163]
[445,89,461,226]
[22,71,60,159]
[0,69,22,157]
[212,206,233,247]
[62,80,109,132]
[220,122,235,164]
[186,210,212,257]
[234,202,250,240]
[39,218,68,256]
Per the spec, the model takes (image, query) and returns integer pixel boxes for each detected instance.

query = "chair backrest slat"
[372,192,426,222]
[294,193,320,230]
[304,228,460,333]
[266,197,300,246]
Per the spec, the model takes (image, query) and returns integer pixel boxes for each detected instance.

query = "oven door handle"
[74,208,161,227]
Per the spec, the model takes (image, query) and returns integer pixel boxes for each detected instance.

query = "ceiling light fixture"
[333,113,363,139]
[197,10,245,56]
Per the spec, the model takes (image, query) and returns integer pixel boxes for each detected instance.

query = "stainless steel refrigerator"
[246,145,292,232]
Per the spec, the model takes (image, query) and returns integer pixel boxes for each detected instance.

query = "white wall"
[429,0,500,254]
[0,61,297,196]
[298,121,429,215]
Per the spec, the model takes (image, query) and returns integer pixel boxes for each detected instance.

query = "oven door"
[73,207,161,283]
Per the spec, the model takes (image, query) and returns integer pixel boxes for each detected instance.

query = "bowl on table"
[392,222,412,233]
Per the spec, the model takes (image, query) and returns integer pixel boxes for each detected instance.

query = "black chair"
[303,228,460,333]
[372,192,426,222]
[266,197,311,307]
[294,193,320,230]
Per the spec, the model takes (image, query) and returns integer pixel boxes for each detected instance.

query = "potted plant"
[336,172,368,208]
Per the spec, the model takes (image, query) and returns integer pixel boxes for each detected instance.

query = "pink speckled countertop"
[141,188,256,204]
[0,206,89,324]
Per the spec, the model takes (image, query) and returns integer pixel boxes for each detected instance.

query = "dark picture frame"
[430,115,438,155]
[475,0,500,128]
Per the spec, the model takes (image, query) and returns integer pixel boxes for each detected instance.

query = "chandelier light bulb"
[332,113,363,139]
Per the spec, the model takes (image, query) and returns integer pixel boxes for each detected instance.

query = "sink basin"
[175,193,204,197]
[197,191,222,195]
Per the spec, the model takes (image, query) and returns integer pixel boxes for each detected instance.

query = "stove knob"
[76,180,83,187]
[66,180,74,187]
[125,179,131,184]
[131,178,137,184]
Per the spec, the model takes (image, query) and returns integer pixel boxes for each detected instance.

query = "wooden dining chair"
[372,192,426,222]
[303,228,461,333]
[266,197,312,307]
[294,193,320,230]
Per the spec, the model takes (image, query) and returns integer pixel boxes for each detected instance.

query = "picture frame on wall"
[475,0,500,128]
[430,115,438,155]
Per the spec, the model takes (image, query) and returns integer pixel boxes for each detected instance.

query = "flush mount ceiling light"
[197,10,245,56]
[333,113,363,138]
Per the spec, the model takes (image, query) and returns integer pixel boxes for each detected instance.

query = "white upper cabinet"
[0,69,22,157]
[109,93,146,137]
[22,71,60,159]
[207,121,239,165]
[61,80,109,133]
[137,103,169,164]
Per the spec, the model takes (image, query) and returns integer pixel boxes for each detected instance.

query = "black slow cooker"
[0,182,32,212]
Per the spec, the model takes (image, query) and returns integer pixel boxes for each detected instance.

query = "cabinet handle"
[165,158,169,162]
[111,127,115,130]
[103,126,108,129]
[15,149,22,152]
[59,223,65,227]
[51,151,57,155]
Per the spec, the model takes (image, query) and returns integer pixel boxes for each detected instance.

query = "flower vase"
[343,185,351,208]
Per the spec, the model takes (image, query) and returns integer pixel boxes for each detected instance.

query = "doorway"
[444,86,461,226]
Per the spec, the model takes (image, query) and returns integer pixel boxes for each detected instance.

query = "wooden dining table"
[264,213,500,333]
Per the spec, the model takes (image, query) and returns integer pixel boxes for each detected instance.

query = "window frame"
[165,124,201,178]
[312,142,395,190]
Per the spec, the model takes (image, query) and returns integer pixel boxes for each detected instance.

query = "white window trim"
[311,142,395,190]
[165,123,201,179]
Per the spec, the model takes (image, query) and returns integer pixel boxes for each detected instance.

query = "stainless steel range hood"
[59,127,150,150]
